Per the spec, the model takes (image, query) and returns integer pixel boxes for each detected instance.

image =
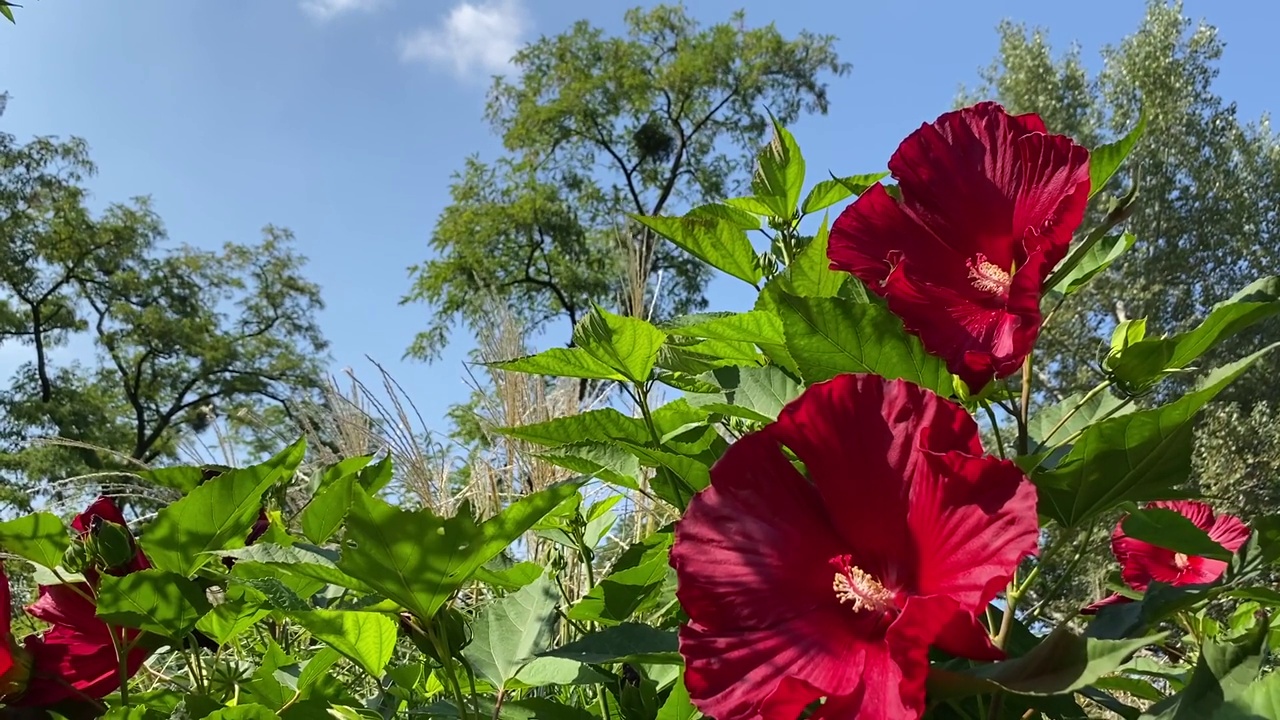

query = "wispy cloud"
[398,0,528,81]
[300,0,382,22]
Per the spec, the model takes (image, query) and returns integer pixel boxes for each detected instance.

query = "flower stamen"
[1173,552,1191,570]
[967,254,1013,296]
[830,555,894,613]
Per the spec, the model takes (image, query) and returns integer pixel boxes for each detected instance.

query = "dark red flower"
[671,374,1039,720]
[10,498,153,707]
[1083,500,1249,614]
[828,102,1091,392]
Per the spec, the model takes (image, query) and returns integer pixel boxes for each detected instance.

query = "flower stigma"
[967,254,1013,295]
[830,555,895,613]
[1173,552,1191,570]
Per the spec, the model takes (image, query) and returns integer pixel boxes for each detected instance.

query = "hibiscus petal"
[1081,592,1132,615]
[932,609,1004,662]
[71,497,129,533]
[673,432,845,633]
[766,376,984,583]
[906,449,1039,607]
[0,565,12,679]
[1011,131,1090,267]
[14,626,149,706]
[681,608,867,720]
[844,595,960,720]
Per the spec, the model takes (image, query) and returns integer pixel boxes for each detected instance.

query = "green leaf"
[751,117,805,218]
[541,623,680,665]
[500,409,649,448]
[1140,620,1266,718]
[1034,346,1276,528]
[569,547,672,626]
[289,610,396,678]
[196,585,272,646]
[1122,507,1233,561]
[1107,277,1280,391]
[538,443,642,490]
[1090,110,1146,198]
[95,569,213,639]
[337,479,583,621]
[475,561,543,590]
[463,574,559,688]
[664,311,785,347]
[684,202,760,230]
[1221,671,1280,719]
[356,454,394,494]
[426,697,595,720]
[141,439,305,576]
[1028,386,1132,449]
[300,474,356,544]
[656,671,700,720]
[0,4,15,23]
[774,292,953,396]
[935,627,1165,698]
[1049,232,1137,297]
[774,213,845,298]
[0,512,70,570]
[572,307,668,383]
[214,542,372,593]
[490,347,628,382]
[800,172,887,215]
[633,215,762,285]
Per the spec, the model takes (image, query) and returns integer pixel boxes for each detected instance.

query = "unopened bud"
[89,518,136,570]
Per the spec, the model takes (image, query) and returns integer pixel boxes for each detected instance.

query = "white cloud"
[399,0,528,80]
[300,0,382,21]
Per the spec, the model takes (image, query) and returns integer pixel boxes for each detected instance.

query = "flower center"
[967,254,1012,296]
[1173,552,1191,570]
[830,555,894,613]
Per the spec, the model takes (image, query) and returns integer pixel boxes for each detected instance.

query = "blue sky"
[0,0,1275,446]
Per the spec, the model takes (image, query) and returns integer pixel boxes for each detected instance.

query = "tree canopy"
[403,5,849,360]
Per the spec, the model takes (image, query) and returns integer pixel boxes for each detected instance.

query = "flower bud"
[88,518,136,570]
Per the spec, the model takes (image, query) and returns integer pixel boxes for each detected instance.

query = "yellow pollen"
[1173,552,1191,570]
[831,557,895,613]
[968,255,1013,295]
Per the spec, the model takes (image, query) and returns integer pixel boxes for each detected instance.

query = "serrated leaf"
[933,627,1165,699]
[1107,277,1280,391]
[500,409,649,448]
[337,480,583,621]
[0,512,70,570]
[1028,386,1132,449]
[1090,110,1146,198]
[1035,346,1276,527]
[774,292,953,396]
[751,117,805,218]
[541,623,680,665]
[775,213,844,298]
[633,215,762,285]
[474,560,543,590]
[1049,232,1137,297]
[490,348,627,382]
[289,609,396,678]
[684,202,760,230]
[196,585,272,646]
[664,310,785,346]
[573,307,667,383]
[95,569,213,639]
[214,542,372,593]
[300,473,355,544]
[800,172,887,215]
[141,439,305,576]
[1140,620,1266,718]
[463,575,560,688]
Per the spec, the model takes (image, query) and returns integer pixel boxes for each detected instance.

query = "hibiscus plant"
[1,102,1279,718]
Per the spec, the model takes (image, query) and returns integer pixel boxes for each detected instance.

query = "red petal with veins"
[829,102,1090,391]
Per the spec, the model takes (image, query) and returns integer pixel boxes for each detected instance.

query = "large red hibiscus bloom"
[829,102,1091,392]
[672,374,1040,720]
[1083,500,1249,614]
[9,498,154,707]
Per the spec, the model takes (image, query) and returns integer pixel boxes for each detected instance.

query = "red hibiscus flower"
[828,102,1091,392]
[9,498,153,707]
[1083,500,1249,614]
[671,374,1039,720]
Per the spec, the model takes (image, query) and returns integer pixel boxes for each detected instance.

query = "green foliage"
[141,440,306,576]
[95,570,213,639]
[462,575,560,689]
[0,511,69,569]
[404,5,847,359]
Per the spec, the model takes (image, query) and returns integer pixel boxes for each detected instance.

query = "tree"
[964,0,1280,615]
[403,4,848,360]
[0,121,329,511]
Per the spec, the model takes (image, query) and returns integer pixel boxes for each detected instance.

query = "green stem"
[428,622,472,720]
[632,383,686,508]
[980,401,1007,459]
